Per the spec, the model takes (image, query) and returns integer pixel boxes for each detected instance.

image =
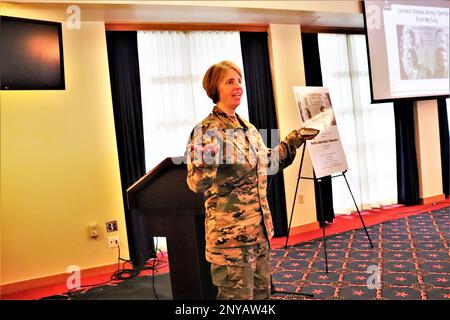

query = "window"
[318,34,398,213]
[137,31,248,171]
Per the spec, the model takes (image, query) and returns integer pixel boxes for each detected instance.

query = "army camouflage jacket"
[186,106,304,265]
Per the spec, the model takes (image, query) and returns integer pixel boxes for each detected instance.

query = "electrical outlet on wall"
[298,194,304,204]
[108,236,119,248]
[106,220,118,233]
[88,223,99,239]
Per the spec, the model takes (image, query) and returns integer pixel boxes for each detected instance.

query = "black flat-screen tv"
[0,16,65,90]
[363,0,449,103]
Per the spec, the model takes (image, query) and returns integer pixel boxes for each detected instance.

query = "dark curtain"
[393,100,420,205]
[106,31,155,266]
[437,98,449,197]
[301,33,335,226]
[240,32,288,237]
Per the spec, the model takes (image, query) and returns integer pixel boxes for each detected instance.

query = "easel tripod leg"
[342,172,373,248]
[284,145,306,249]
[317,178,329,274]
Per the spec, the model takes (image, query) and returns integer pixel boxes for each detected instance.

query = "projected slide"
[364,1,449,101]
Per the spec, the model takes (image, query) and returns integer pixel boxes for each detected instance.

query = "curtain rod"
[105,23,269,32]
[301,26,365,35]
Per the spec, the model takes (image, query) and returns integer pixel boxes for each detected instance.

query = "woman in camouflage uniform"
[186,61,318,300]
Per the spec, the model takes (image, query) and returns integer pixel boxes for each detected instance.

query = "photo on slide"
[397,25,449,80]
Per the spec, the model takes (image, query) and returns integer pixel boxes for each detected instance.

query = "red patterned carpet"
[271,205,450,300]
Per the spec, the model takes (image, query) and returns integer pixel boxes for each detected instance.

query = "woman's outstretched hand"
[297,127,320,140]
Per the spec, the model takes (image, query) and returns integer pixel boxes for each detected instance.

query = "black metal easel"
[284,143,374,273]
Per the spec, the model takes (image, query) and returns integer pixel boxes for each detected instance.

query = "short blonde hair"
[202,61,242,103]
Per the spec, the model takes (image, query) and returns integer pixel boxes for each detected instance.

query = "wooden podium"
[126,157,217,300]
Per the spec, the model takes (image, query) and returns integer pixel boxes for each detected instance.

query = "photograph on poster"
[293,86,348,178]
[295,91,337,130]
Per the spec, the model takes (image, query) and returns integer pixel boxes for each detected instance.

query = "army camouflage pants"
[210,241,271,300]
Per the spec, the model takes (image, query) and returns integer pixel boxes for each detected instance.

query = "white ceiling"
[4,1,365,28]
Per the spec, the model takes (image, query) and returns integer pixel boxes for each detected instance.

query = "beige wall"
[268,24,317,227]
[414,100,444,199]
[1,4,129,285]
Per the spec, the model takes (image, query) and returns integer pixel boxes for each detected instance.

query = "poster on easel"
[293,86,348,178]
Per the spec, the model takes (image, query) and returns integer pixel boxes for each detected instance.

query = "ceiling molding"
[3,1,364,28]
[105,23,269,32]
